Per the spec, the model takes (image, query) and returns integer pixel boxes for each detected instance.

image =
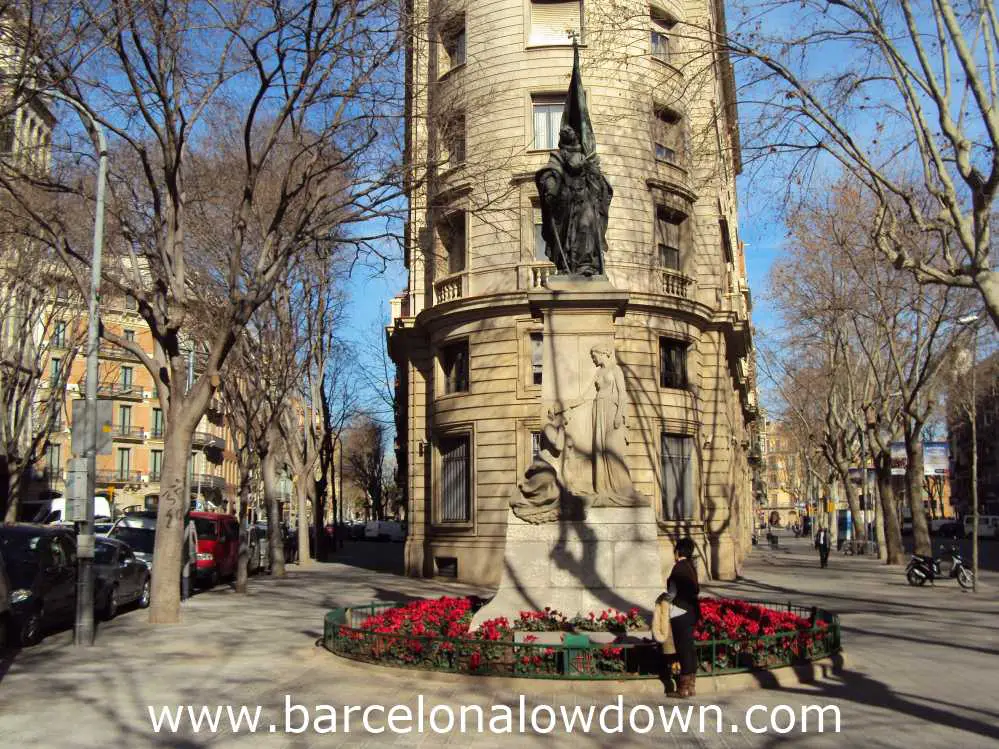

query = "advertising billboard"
[888,441,949,476]
[923,442,949,476]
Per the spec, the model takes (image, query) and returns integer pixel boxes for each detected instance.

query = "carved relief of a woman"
[585,344,636,501]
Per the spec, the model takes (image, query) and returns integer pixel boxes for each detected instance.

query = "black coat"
[667,558,700,620]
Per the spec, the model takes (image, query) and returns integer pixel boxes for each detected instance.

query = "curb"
[316,647,847,697]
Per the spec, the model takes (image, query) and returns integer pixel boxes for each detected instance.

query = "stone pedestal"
[472,276,665,627]
[471,506,665,626]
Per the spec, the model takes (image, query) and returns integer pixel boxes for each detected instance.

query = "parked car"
[114,510,158,530]
[189,511,239,588]
[248,523,270,575]
[0,524,77,645]
[935,521,964,539]
[93,537,151,619]
[0,547,11,649]
[109,525,156,569]
[348,521,366,540]
[964,515,999,539]
[363,520,406,542]
[33,497,113,525]
[382,521,406,542]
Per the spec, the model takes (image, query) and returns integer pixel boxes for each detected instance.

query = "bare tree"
[343,414,388,521]
[725,0,999,329]
[772,182,976,558]
[1,0,401,622]
[0,242,83,518]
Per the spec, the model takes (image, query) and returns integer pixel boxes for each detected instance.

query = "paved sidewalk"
[0,539,996,748]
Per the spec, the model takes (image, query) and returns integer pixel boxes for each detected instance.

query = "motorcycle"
[906,546,975,589]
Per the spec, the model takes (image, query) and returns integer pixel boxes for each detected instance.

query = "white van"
[363,520,406,542]
[33,497,113,525]
[963,515,999,539]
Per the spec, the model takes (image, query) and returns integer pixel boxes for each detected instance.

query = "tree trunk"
[1,454,14,522]
[3,459,30,523]
[904,428,932,556]
[873,467,887,561]
[826,479,839,547]
[313,478,327,561]
[835,461,864,541]
[149,422,196,623]
[235,477,251,594]
[875,462,905,564]
[296,478,311,566]
[262,448,286,577]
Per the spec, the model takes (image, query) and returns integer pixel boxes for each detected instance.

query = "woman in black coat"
[664,537,700,697]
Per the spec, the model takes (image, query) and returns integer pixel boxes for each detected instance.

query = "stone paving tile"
[1,540,998,748]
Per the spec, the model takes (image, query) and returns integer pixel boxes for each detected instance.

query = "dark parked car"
[94,537,151,619]
[935,521,964,539]
[0,548,11,649]
[109,525,156,569]
[0,524,77,645]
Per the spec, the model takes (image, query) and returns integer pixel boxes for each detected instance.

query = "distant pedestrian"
[815,526,830,569]
[182,516,198,600]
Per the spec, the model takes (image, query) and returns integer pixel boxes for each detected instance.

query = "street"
[0,538,996,748]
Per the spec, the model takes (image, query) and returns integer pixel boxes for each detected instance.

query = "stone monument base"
[471,504,665,628]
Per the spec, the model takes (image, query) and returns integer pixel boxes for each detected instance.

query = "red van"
[189,512,239,589]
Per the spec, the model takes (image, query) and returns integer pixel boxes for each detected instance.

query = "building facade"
[389,0,757,585]
[31,307,237,518]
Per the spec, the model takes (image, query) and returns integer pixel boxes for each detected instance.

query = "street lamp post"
[336,434,344,549]
[957,314,980,593]
[46,92,108,648]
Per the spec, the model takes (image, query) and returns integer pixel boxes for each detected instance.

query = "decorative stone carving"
[512,342,645,523]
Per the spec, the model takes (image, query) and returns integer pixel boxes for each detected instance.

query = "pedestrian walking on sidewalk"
[182,516,199,600]
[815,526,830,569]
[662,537,701,698]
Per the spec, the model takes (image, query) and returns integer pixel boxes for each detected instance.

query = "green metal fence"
[323,599,841,681]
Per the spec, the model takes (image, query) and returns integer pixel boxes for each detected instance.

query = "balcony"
[192,431,225,450]
[189,473,226,492]
[96,469,144,485]
[149,427,165,440]
[661,269,694,299]
[82,381,146,400]
[433,273,464,305]
[530,263,555,288]
[111,425,146,441]
[99,343,141,361]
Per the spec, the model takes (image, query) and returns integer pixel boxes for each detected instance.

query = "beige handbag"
[652,594,676,655]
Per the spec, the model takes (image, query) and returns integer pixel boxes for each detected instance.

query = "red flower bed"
[696,598,824,640]
[333,596,833,676]
[695,598,830,669]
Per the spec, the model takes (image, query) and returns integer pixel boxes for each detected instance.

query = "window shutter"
[441,437,470,522]
[661,434,693,519]
[529,1,581,46]
[530,332,543,384]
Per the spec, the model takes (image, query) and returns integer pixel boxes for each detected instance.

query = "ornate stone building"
[389,0,757,584]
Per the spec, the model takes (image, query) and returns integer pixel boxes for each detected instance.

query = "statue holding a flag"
[535,37,613,277]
